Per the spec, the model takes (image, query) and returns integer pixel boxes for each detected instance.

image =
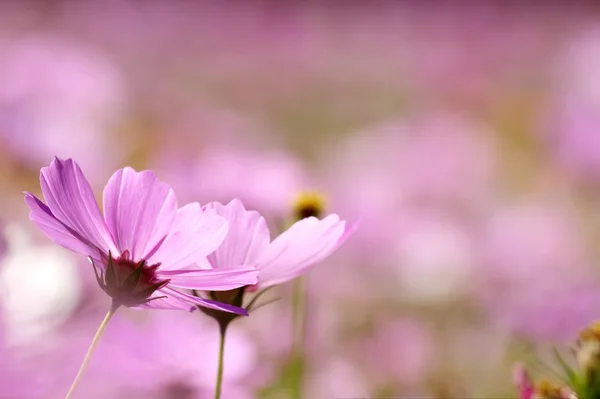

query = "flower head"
[196,198,354,324]
[206,198,354,290]
[24,158,258,314]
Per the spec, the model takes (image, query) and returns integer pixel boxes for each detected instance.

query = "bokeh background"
[1,2,600,398]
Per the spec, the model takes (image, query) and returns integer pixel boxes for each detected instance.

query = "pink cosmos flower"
[23,157,258,314]
[204,198,353,289]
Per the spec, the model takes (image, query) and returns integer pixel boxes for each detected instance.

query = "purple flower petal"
[103,167,177,259]
[258,214,350,287]
[136,290,196,311]
[24,192,99,257]
[158,266,258,290]
[38,157,117,255]
[155,286,248,315]
[148,203,229,270]
[206,199,270,269]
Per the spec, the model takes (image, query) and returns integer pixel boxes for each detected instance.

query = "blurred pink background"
[1,2,600,398]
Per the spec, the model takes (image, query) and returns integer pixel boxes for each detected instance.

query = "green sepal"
[104,251,117,289]
[90,257,108,293]
[138,295,168,306]
[132,279,169,301]
[245,286,274,312]
[121,259,146,292]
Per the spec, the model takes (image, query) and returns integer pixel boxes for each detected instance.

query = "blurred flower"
[390,209,477,303]
[79,311,260,399]
[355,318,435,389]
[0,35,130,184]
[304,356,370,399]
[479,197,600,341]
[24,157,257,313]
[0,223,80,347]
[541,96,600,182]
[540,27,600,184]
[158,145,310,218]
[325,113,498,260]
[576,321,600,386]
[513,363,535,399]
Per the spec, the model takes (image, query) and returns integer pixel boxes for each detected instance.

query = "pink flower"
[0,35,129,185]
[513,363,534,399]
[158,145,310,218]
[24,157,258,314]
[204,198,353,289]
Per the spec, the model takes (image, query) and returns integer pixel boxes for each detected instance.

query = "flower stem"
[214,323,228,399]
[290,276,306,399]
[64,302,120,399]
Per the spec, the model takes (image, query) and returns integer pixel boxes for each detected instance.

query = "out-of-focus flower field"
[2,2,600,398]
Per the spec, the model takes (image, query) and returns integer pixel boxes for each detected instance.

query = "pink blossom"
[67,311,259,399]
[355,319,435,388]
[204,199,353,289]
[159,145,310,217]
[0,35,130,185]
[478,197,600,340]
[24,157,258,313]
[513,363,534,399]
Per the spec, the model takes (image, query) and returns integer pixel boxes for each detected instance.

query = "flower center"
[92,250,169,307]
[292,191,326,220]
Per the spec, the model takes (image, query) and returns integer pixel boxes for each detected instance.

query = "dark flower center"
[92,250,169,307]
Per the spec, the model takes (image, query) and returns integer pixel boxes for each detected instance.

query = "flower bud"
[577,321,600,383]
[532,380,575,399]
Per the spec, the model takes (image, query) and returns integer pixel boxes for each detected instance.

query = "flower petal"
[24,192,99,257]
[148,203,229,270]
[205,199,270,269]
[158,266,258,290]
[257,214,351,287]
[138,286,248,315]
[135,290,196,311]
[38,157,117,256]
[103,167,177,260]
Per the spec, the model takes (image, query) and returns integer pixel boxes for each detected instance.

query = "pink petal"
[38,157,117,256]
[136,290,196,311]
[103,167,177,260]
[206,199,270,269]
[258,215,350,287]
[143,286,248,315]
[148,203,229,270]
[158,266,258,290]
[24,192,99,257]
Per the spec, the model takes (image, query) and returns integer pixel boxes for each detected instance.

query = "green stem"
[291,277,306,352]
[214,324,227,399]
[64,302,120,399]
[290,276,306,399]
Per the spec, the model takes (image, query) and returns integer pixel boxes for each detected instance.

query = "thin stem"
[214,324,227,399]
[290,276,306,399]
[64,302,120,399]
[291,277,306,352]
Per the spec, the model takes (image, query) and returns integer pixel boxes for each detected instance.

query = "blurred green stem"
[290,276,307,399]
[214,324,227,399]
[64,302,120,399]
